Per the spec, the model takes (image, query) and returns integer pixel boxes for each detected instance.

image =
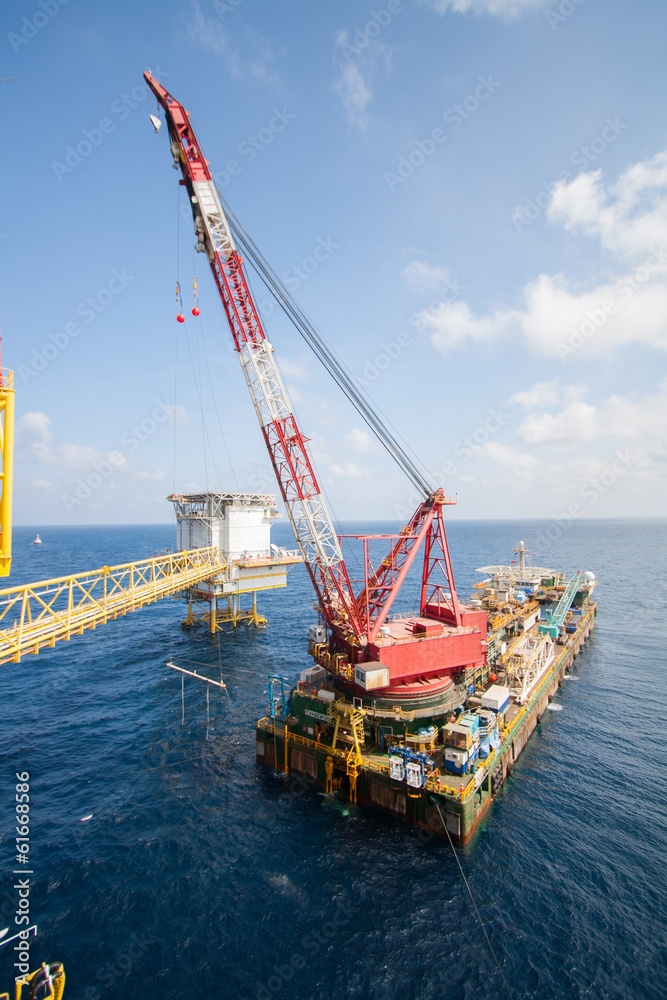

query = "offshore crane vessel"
[145,75,597,842]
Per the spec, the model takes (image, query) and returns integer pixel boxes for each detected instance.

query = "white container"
[308,624,327,643]
[522,611,539,632]
[317,689,335,703]
[481,684,510,713]
[354,662,390,691]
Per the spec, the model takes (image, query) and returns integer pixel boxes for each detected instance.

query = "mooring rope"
[432,798,514,1000]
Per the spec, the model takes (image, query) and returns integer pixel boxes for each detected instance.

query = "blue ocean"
[1,518,665,1000]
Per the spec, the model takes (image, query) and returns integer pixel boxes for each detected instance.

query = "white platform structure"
[168,492,301,630]
[476,541,560,597]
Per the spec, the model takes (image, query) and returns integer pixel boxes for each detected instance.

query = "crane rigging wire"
[241,254,354,565]
[181,320,228,491]
[431,798,514,1000]
[216,192,437,499]
[233,223,434,495]
[196,308,240,491]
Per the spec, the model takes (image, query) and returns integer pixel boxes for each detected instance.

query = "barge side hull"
[256,609,596,843]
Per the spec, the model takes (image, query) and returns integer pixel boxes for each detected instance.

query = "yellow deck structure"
[0,368,15,578]
[0,546,227,665]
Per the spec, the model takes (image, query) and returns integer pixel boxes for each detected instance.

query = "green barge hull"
[256,605,596,843]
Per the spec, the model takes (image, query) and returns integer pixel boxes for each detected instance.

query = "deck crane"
[539,571,581,639]
[145,74,487,704]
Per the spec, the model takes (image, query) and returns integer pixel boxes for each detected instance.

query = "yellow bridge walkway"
[0,547,226,665]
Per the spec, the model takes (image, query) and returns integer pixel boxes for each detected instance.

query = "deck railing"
[258,604,597,807]
[0,547,227,664]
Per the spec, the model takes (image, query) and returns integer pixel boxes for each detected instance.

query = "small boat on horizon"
[31,534,42,545]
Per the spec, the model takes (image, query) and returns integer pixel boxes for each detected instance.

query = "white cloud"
[131,469,167,481]
[187,4,278,85]
[513,380,667,459]
[473,439,637,502]
[441,377,667,512]
[414,148,667,359]
[517,401,599,447]
[402,261,456,293]
[344,428,375,452]
[330,461,373,479]
[333,59,372,131]
[510,379,561,410]
[419,264,667,359]
[16,411,127,472]
[332,31,394,131]
[601,387,667,449]
[19,411,51,440]
[548,151,667,258]
[414,299,514,351]
[478,442,539,479]
[415,0,546,21]
[30,478,57,494]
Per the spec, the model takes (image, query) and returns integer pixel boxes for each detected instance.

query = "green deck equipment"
[539,571,581,639]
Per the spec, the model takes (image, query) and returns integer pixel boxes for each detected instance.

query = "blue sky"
[1,0,666,527]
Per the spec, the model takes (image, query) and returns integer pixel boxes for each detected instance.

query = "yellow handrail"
[0,367,15,577]
[0,547,227,665]
[259,604,597,807]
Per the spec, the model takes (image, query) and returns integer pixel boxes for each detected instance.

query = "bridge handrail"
[0,546,225,602]
[0,547,228,665]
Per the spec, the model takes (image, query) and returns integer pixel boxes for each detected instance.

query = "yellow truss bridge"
[0,546,227,666]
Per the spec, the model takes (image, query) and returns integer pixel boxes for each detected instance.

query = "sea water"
[0,518,665,1000]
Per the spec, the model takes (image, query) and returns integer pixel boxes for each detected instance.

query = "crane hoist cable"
[144,70,457,647]
[217,193,437,499]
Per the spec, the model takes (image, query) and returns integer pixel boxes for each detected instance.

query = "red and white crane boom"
[144,73,363,640]
[145,74,486,694]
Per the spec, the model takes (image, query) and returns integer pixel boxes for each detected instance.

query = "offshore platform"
[169,490,300,631]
